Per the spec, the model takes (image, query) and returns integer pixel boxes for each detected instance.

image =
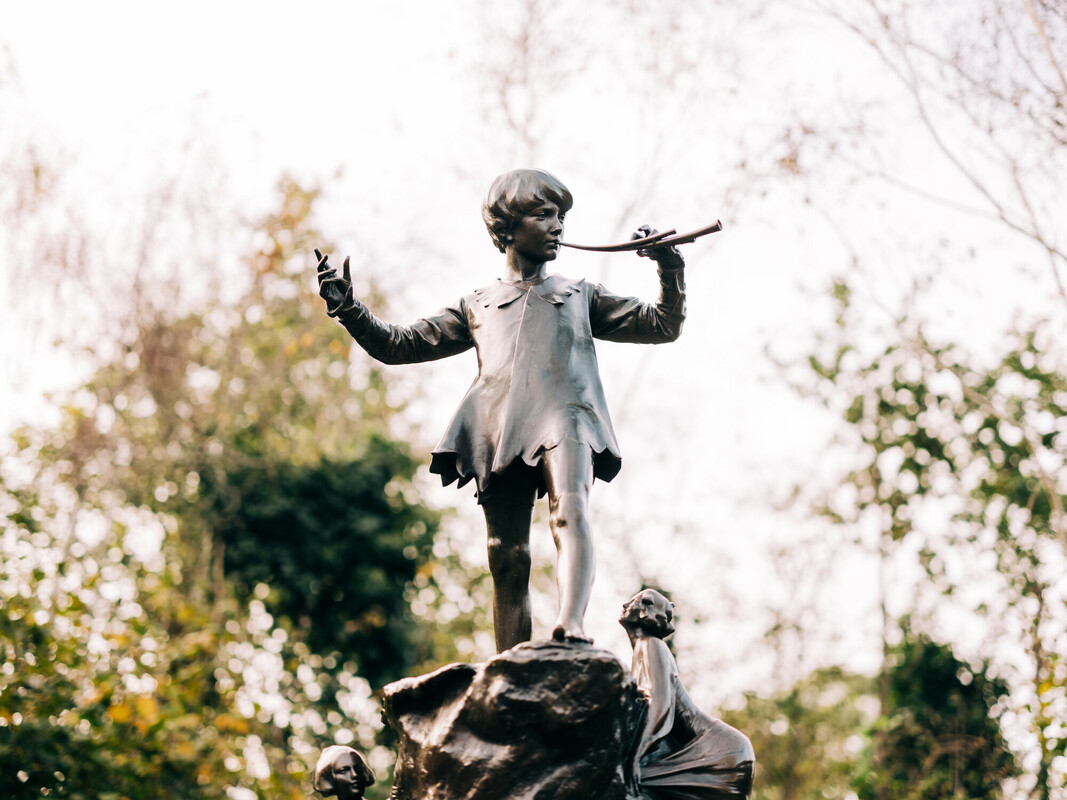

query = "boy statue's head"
[482,168,574,253]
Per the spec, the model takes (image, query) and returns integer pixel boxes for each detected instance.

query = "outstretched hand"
[630,225,682,264]
[315,248,354,317]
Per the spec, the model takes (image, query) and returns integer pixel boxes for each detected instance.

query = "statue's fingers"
[318,272,341,295]
[342,256,351,284]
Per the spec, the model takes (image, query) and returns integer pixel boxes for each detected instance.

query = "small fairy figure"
[620,589,755,800]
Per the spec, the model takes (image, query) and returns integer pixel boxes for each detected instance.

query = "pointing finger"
[342,255,351,284]
[316,249,331,272]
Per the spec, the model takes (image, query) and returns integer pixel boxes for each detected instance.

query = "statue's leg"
[481,469,537,652]
[541,441,595,643]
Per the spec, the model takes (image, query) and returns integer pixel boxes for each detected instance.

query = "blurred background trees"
[854,628,1016,800]
[790,304,1066,799]
[0,171,458,799]
[774,2,1067,797]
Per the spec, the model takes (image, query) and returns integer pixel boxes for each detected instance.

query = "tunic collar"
[473,274,583,308]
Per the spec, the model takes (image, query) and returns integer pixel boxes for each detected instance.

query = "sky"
[3,0,1063,701]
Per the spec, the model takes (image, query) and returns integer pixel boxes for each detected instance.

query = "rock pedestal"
[382,640,645,800]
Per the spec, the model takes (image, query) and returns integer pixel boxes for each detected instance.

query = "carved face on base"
[314,745,375,800]
[619,589,675,639]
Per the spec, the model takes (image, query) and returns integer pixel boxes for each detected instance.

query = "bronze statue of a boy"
[316,169,685,651]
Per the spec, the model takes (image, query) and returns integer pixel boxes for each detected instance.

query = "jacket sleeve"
[334,296,474,364]
[589,258,686,344]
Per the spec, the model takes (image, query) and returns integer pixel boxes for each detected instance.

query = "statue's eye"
[641,597,653,606]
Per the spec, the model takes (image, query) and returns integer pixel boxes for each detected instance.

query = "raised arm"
[589,229,686,344]
[315,249,473,365]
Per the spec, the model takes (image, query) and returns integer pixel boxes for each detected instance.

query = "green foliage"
[722,667,875,800]
[799,285,1067,796]
[723,633,1015,800]
[0,513,237,799]
[0,176,456,799]
[211,446,438,690]
[853,627,1016,800]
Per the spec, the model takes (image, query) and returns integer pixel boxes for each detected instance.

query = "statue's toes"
[552,624,592,644]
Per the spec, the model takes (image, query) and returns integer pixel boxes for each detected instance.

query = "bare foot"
[552,624,593,644]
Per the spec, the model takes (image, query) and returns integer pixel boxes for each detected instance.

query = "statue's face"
[510,200,565,263]
[620,590,675,637]
[332,751,366,799]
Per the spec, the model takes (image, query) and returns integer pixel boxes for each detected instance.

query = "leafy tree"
[722,629,1015,800]
[0,176,453,799]
[212,448,437,691]
[772,3,1066,795]
[0,475,252,800]
[2,596,205,799]
[722,667,875,800]
[797,291,1067,797]
[853,625,1016,800]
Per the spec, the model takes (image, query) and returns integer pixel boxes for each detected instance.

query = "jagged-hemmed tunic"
[335,267,685,498]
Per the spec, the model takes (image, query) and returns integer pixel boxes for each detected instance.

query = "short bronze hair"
[482,168,574,253]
